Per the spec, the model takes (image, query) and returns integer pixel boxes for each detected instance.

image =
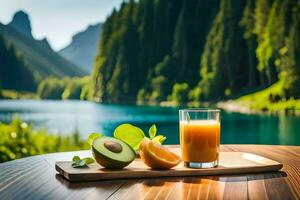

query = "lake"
[0,100,300,145]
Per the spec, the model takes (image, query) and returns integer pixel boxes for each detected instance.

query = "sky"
[0,0,122,51]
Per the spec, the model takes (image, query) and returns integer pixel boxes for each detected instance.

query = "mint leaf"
[72,161,83,168]
[71,156,94,168]
[114,124,145,151]
[152,135,167,144]
[88,132,103,145]
[72,156,80,162]
[148,124,157,139]
[82,157,94,165]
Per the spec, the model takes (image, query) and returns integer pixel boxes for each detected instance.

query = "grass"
[235,80,300,114]
[0,118,89,163]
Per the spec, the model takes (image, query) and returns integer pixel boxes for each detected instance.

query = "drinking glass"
[179,109,220,168]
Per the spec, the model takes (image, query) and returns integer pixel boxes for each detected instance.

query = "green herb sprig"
[148,124,166,144]
[71,156,94,168]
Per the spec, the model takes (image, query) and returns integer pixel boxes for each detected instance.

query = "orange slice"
[139,137,150,152]
[140,139,181,169]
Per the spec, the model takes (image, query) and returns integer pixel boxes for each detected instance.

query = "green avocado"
[92,136,136,169]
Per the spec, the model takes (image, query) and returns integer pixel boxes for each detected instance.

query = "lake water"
[0,100,299,145]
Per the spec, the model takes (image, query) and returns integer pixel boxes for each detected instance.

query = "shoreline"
[1,97,300,116]
[217,100,300,116]
[159,100,300,116]
[216,101,254,114]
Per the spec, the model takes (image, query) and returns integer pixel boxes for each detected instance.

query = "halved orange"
[139,137,150,152]
[139,139,181,169]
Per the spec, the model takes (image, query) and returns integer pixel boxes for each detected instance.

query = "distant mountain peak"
[71,23,101,44]
[39,38,52,50]
[59,22,102,73]
[8,10,33,39]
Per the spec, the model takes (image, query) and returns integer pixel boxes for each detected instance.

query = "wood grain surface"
[56,151,283,182]
[0,145,299,200]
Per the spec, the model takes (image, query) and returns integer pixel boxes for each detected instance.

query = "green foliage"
[171,83,190,104]
[147,124,166,144]
[113,123,145,151]
[148,124,157,139]
[93,0,140,103]
[62,76,90,100]
[200,0,249,99]
[137,88,149,103]
[92,0,300,105]
[151,135,167,144]
[254,0,271,39]
[0,90,37,100]
[150,75,168,102]
[113,123,166,151]
[237,80,300,113]
[0,118,89,163]
[37,76,90,100]
[92,0,217,104]
[80,80,95,101]
[256,0,282,85]
[0,34,37,92]
[72,156,94,168]
[188,87,202,102]
[282,3,300,98]
[37,77,67,99]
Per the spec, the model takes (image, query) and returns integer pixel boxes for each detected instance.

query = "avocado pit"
[104,141,122,153]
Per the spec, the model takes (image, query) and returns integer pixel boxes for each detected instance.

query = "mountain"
[0,11,86,78]
[92,0,300,103]
[59,23,102,73]
[8,11,33,39]
[0,34,36,91]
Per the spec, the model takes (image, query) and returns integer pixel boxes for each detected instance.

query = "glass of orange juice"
[179,109,220,168]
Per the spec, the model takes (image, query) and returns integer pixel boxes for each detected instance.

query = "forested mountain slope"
[0,34,36,91]
[92,0,300,104]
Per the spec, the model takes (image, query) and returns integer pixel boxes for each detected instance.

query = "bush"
[62,76,90,100]
[37,77,67,99]
[150,76,168,101]
[171,83,190,104]
[37,76,90,100]
[80,80,94,101]
[0,118,89,163]
[188,86,202,102]
[137,88,150,103]
[0,90,37,99]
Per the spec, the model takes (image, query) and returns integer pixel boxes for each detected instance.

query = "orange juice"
[180,120,220,163]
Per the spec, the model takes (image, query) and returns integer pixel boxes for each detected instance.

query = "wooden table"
[0,145,299,200]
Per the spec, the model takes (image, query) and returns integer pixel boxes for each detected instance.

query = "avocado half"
[92,136,136,169]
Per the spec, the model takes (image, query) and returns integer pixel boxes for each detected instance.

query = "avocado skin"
[92,146,132,169]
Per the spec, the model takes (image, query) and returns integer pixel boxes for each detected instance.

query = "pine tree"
[92,0,300,103]
[200,0,247,99]
[283,1,300,98]
[240,0,260,88]
[0,34,36,91]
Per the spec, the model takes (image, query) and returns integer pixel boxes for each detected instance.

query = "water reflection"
[0,100,299,145]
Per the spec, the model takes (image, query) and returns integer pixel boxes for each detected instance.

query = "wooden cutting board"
[56,149,283,182]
